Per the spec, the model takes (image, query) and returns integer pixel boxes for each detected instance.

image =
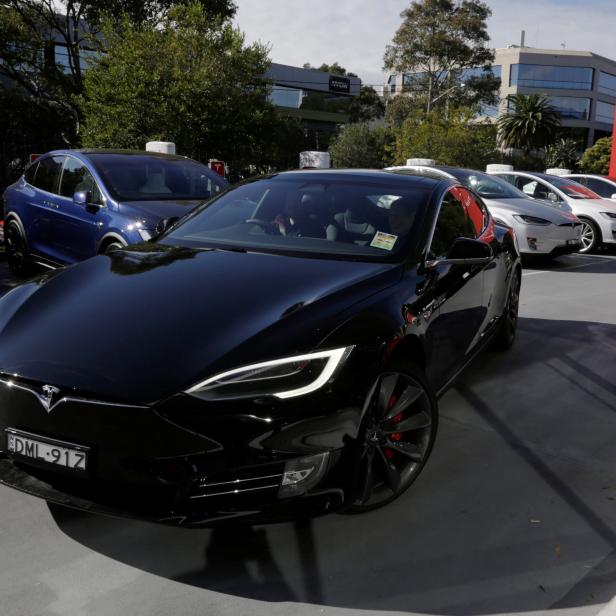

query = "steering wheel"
[245,218,281,235]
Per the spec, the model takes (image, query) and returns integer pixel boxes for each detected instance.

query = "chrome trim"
[0,378,148,413]
[189,484,280,499]
[199,473,283,488]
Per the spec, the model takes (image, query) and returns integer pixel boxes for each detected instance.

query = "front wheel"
[347,360,438,513]
[5,219,33,277]
[578,218,600,254]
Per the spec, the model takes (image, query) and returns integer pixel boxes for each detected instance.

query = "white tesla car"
[488,171,616,253]
[387,165,582,258]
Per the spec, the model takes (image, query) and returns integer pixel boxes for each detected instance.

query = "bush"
[579,137,612,174]
[329,123,392,168]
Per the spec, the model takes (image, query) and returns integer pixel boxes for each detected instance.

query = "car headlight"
[185,347,354,401]
[512,215,551,226]
[600,212,616,220]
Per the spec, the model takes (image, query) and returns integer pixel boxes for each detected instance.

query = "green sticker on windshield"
[370,231,398,251]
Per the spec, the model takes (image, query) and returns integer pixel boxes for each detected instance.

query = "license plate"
[6,429,88,472]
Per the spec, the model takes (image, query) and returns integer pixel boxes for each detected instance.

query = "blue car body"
[2,149,227,267]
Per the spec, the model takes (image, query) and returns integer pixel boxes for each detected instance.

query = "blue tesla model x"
[2,149,228,274]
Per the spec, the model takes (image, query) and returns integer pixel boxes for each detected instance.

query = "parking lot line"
[523,258,614,276]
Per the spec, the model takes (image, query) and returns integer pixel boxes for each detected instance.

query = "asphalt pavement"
[1,251,616,616]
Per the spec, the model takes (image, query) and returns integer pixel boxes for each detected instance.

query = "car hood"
[0,246,400,404]
[482,197,579,224]
[119,199,205,226]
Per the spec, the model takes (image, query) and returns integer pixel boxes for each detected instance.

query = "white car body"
[562,174,616,201]
[387,166,582,256]
[488,171,616,252]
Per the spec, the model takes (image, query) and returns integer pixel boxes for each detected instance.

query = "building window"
[268,85,303,108]
[507,96,590,120]
[54,45,97,73]
[598,71,616,97]
[387,74,397,93]
[596,101,615,125]
[509,64,593,90]
[547,96,591,119]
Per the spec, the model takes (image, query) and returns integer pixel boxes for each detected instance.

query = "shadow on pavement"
[47,315,616,614]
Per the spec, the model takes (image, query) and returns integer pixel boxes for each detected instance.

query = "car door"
[24,155,65,260]
[53,156,107,263]
[423,187,488,388]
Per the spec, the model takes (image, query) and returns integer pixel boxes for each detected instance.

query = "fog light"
[279,452,329,498]
[527,237,538,250]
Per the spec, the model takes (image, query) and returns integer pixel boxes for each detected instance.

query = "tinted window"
[60,157,103,204]
[32,156,64,194]
[583,177,616,198]
[162,176,431,260]
[24,162,38,185]
[430,189,478,259]
[88,154,227,201]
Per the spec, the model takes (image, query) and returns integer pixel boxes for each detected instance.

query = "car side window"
[429,189,477,259]
[584,177,615,198]
[60,158,103,204]
[32,156,64,195]
[24,162,38,185]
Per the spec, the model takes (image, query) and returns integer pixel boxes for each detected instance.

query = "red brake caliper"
[385,396,402,459]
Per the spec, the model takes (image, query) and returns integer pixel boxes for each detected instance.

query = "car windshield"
[160,175,431,261]
[88,154,227,201]
[449,170,526,199]
[536,174,601,199]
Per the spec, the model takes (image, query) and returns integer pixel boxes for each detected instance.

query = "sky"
[234,0,616,88]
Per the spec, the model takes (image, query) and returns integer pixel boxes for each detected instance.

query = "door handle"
[43,200,59,209]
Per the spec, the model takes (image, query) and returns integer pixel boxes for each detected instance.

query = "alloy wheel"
[579,221,595,253]
[352,369,436,510]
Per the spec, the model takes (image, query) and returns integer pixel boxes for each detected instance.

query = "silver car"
[489,171,616,253]
[387,166,582,257]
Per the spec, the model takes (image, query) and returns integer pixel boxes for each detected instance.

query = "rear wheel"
[493,268,520,351]
[578,218,600,253]
[5,219,33,277]
[348,361,438,513]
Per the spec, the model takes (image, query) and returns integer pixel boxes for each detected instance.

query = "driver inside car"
[275,192,328,238]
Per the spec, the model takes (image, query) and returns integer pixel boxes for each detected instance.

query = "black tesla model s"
[0,169,520,526]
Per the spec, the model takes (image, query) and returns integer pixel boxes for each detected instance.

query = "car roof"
[276,168,453,189]
[45,148,192,162]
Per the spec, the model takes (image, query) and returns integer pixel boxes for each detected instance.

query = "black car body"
[0,169,521,525]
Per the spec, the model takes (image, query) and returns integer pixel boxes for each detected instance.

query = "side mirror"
[548,193,559,203]
[425,237,492,270]
[610,193,616,200]
[73,190,91,205]
[154,216,179,238]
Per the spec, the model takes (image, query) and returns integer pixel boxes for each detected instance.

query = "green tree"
[329,123,392,168]
[497,94,560,154]
[0,0,237,130]
[579,137,612,174]
[383,0,497,113]
[349,86,385,123]
[544,138,580,170]
[392,107,498,169]
[79,2,277,169]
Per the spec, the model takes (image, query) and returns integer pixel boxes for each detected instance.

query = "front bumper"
[0,374,367,526]
[515,221,581,255]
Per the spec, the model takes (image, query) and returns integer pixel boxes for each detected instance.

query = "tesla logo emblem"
[40,385,61,413]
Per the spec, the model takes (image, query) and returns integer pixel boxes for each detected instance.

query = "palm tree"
[497,94,561,154]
